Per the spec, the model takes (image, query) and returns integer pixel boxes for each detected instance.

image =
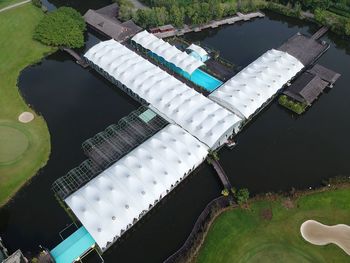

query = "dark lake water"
[1,6,350,263]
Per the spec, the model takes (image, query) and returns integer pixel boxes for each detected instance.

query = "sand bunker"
[300,220,350,255]
[18,112,34,123]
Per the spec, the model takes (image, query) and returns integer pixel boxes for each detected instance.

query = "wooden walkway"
[61,47,89,68]
[311,26,329,40]
[155,12,265,38]
[208,158,232,189]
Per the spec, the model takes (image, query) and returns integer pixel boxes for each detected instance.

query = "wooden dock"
[311,26,329,40]
[208,158,232,190]
[61,47,89,68]
[155,12,265,38]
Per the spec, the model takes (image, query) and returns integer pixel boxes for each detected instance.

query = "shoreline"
[167,181,350,263]
[0,3,56,207]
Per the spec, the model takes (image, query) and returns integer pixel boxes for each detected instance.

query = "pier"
[61,47,89,68]
[154,12,265,38]
[311,26,329,40]
[208,157,232,190]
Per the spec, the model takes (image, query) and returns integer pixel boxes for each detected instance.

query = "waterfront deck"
[311,26,329,40]
[154,12,265,38]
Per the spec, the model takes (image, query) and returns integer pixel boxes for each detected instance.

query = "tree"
[200,2,212,23]
[33,7,86,48]
[235,188,250,205]
[345,20,350,35]
[32,0,41,8]
[169,5,184,27]
[154,7,169,26]
[211,0,224,20]
[119,4,133,21]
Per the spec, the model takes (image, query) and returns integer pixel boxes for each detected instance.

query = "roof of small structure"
[155,24,175,31]
[2,250,25,263]
[131,30,204,74]
[84,4,141,42]
[283,63,340,105]
[187,44,208,58]
[65,124,209,251]
[283,72,328,104]
[307,64,341,84]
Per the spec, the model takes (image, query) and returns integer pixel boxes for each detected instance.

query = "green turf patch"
[0,4,53,206]
[0,125,29,164]
[195,189,350,263]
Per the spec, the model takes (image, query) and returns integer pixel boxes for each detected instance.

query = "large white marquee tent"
[84,39,242,149]
[131,30,204,74]
[209,49,304,119]
[65,124,209,251]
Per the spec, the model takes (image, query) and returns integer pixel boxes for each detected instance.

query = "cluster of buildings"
[50,19,339,262]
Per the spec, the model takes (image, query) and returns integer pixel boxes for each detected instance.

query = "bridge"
[208,157,232,190]
[60,47,89,68]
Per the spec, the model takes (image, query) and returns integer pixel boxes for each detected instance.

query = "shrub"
[235,188,250,205]
[33,7,86,48]
[278,95,307,114]
[221,188,230,196]
[32,0,41,8]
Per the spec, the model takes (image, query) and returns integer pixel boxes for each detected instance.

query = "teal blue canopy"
[50,227,95,263]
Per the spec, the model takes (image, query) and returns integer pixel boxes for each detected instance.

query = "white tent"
[187,44,209,62]
[131,30,204,74]
[209,49,304,119]
[84,39,242,149]
[65,124,209,251]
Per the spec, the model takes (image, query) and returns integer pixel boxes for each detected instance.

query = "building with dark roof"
[278,33,329,65]
[283,64,340,105]
[84,3,142,42]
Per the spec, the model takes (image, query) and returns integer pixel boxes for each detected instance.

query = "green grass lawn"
[195,188,350,263]
[0,3,54,206]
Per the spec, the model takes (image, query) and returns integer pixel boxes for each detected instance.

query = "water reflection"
[0,11,349,263]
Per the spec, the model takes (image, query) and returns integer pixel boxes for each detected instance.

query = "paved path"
[0,0,31,13]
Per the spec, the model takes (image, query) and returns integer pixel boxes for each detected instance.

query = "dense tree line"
[118,0,264,28]
[269,0,350,35]
[118,0,350,36]
[33,7,86,48]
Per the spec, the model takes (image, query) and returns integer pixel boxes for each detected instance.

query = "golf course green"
[0,3,53,206]
[195,188,350,263]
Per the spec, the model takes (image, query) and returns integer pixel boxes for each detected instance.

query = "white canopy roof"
[85,39,242,149]
[209,49,304,119]
[187,43,208,58]
[65,124,209,251]
[131,30,204,74]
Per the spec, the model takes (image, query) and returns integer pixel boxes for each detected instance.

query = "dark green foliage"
[235,188,249,205]
[32,0,42,8]
[117,0,135,21]
[33,7,86,48]
[314,8,350,35]
[266,1,302,18]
